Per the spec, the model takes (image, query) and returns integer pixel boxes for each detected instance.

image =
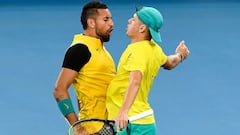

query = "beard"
[96,27,112,42]
[99,34,110,42]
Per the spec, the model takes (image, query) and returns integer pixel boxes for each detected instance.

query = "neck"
[130,37,148,44]
[83,29,97,38]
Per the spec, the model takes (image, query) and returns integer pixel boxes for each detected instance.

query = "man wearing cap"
[106,6,189,135]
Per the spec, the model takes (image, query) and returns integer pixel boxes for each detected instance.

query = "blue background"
[1,0,240,134]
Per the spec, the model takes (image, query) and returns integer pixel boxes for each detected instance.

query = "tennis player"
[106,6,189,135]
[53,0,116,133]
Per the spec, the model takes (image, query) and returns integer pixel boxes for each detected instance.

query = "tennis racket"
[68,109,153,135]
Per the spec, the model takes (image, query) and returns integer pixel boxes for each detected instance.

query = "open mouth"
[108,29,113,35]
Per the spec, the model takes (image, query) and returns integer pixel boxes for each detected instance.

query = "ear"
[139,24,147,33]
[87,18,95,28]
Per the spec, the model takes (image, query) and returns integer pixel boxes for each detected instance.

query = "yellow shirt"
[71,34,116,120]
[106,40,167,124]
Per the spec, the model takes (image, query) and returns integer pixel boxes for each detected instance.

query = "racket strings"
[98,122,115,135]
[70,120,116,135]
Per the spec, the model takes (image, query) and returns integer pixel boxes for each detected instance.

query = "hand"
[175,40,190,60]
[73,125,89,135]
[114,111,129,132]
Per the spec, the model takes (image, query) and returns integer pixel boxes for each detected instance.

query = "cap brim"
[149,28,161,43]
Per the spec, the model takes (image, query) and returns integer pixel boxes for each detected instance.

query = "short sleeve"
[62,44,91,72]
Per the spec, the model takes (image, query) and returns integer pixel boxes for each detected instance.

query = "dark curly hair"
[81,1,108,30]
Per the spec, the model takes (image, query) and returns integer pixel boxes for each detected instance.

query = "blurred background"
[1,0,240,134]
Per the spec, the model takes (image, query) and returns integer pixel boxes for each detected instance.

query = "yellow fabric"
[74,121,104,134]
[106,40,167,124]
[71,34,116,121]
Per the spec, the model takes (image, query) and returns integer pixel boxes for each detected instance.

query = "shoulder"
[69,43,89,52]
[62,43,91,72]
[65,43,91,60]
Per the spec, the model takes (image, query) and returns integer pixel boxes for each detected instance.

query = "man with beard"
[53,1,116,132]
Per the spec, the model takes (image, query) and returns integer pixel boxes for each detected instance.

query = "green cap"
[136,6,163,43]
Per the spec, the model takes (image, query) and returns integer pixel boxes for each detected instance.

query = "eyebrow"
[103,16,112,20]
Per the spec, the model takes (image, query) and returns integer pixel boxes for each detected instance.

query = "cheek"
[95,20,105,28]
[96,22,106,31]
[128,25,138,33]
[127,25,135,36]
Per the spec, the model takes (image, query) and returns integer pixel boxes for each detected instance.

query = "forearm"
[53,68,79,125]
[120,80,140,113]
[65,112,78,125]
[163,40,189,70]
[163,53,182,70]
[53,87,78,125]
[53,86,70,101]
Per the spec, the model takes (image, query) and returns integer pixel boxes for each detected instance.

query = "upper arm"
[129,71,142,85]
[55,43,91,91]
[53,68,78,101]
[54,44,91,100]
[119,70,142,112]
[55,68,78,90]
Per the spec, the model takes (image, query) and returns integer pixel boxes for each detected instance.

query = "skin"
[86,9,114,42]
[115,14,189,131]
[53,8,114,125]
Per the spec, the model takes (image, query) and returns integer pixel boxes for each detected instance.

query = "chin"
[102,38,110,42]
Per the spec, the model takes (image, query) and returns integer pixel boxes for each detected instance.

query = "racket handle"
[128,109,153,122]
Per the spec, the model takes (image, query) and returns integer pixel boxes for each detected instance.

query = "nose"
[128,18,132,24]
[109,19,114,27]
